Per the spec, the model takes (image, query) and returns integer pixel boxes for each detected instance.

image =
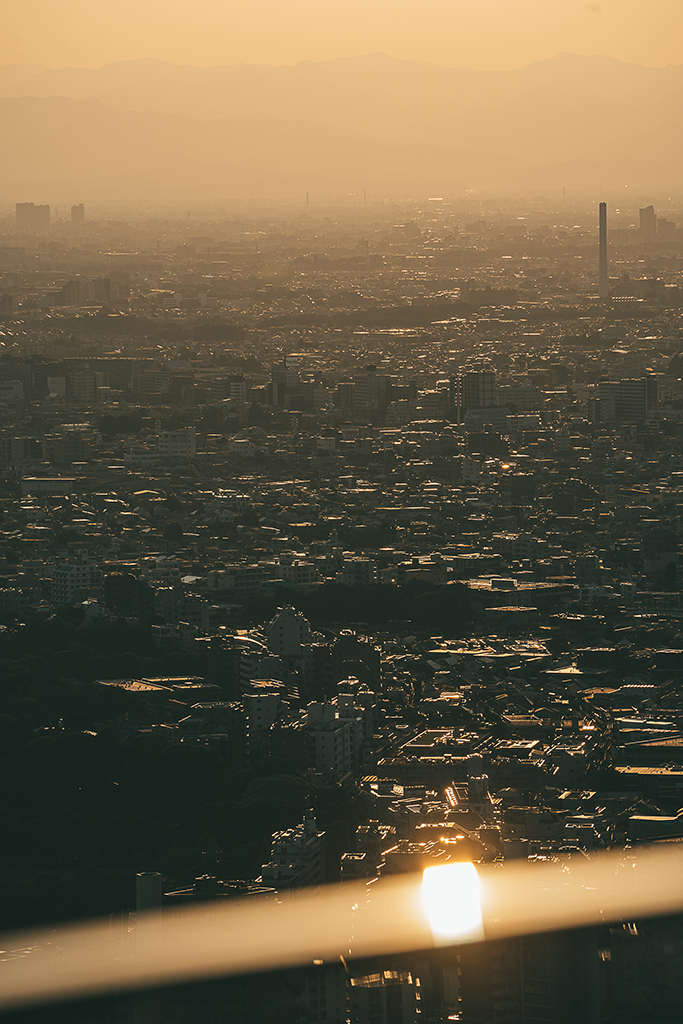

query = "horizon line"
[3,50,682,75]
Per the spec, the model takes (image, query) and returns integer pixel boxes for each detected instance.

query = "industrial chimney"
[599,202,608,299]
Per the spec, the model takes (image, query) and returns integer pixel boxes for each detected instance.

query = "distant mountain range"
[1,54,681,201]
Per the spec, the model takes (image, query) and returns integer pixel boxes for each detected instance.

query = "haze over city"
[4,0,683,69]
[1,0,682,203]
[2,1,683,1023]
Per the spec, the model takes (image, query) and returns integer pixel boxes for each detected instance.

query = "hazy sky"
[5,0,683,69]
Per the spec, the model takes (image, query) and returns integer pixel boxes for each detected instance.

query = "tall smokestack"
[599,202,608,299]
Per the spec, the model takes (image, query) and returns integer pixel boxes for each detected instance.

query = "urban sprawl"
[2,195,683,1022]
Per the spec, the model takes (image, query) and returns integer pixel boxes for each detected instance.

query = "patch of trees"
[0,616,371,929]
[244,579,471,632]
[0,729,370,929]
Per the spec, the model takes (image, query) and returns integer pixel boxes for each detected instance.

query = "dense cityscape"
[1,190,683,1021]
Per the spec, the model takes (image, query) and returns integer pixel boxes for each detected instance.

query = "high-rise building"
[156,427,196,458]
[51,553,102,605]
[71,203,85,225]
[349,970,422,1024]
[599,202,609,299]
[461,369,497,413]
[458,928,601,1024]
[269,354,301,406]
[618,376,657,422]
[91,277,112,303]
[639,205,657,238]
[259,808,326,890]
[306,700,355,774]
[657,217,676,239]
[15,202,50,233]
[597,377,657,423]
[67,367,98,404]
[266,604,312,657]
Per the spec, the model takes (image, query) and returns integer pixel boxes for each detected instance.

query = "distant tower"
[71,203,85,226]
[599,202,609,300]
[15,202,50,233]
[639,204,657,238]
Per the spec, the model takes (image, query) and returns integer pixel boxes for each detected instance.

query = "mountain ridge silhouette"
[2,54,681,200]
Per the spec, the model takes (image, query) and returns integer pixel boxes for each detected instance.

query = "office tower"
[599,202,609,299]
[639,205,657,238]
[71,203,85,226]
[15,202,50,233]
